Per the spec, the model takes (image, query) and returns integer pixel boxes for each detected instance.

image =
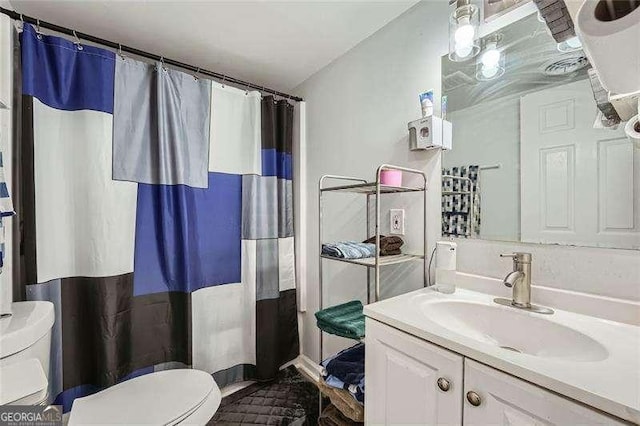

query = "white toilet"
[0,301,55,406]
[1,301,221,425]
[68,369,222,425]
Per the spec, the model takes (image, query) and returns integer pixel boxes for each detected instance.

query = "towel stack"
[363,235,404,256]
[322,242,376,259]
[322,343,365,405]
[315,300,365,340]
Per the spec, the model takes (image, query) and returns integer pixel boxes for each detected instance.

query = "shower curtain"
[16,24,298,411]
[442,165,481,237]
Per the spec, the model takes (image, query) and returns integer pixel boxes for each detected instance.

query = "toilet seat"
[68,369,221,425]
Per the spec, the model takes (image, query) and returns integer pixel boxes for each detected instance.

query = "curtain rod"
[0,7,304,102]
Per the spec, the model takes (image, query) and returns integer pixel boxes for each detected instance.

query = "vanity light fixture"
[449,0,480,62]
[476,33,505,81]
[557,35,583,53]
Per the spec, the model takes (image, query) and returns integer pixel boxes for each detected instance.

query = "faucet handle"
[500,252,532,263]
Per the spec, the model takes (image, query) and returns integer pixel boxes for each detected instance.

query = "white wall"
[294,1,450,362]
[444,95,520,241]
[294,0,640,363]
[455,239,640,302]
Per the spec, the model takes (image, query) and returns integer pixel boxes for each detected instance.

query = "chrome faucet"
[494,252,553,315]
[500,252,531,307]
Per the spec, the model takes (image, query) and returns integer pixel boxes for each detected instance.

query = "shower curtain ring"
[194,67,200,81]
[72,30,83,51]
[117,44,125,60]
[160,57,167,72]
[221,75,226,88]
[35,19,42,39]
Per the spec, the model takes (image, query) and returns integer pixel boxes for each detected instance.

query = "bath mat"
[209,366,319,425]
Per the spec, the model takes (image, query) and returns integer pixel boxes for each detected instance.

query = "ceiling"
[442,13,589,112]
[8,0,419,93]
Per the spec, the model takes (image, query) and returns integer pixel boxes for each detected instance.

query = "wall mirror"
[483,0,531,22]
[441,12,639,250]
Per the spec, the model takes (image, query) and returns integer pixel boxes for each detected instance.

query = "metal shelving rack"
[317,164,428,417]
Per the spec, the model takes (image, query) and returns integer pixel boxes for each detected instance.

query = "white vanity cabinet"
[366,319,625,425]
[365,318,463,425]
[463,359,623,425]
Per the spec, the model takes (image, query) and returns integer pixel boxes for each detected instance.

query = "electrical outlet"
[390,209,405,235]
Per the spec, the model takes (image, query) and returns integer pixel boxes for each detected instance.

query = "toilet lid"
[69,369,219,425]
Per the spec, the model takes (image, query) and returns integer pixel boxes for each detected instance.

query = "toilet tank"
[0,301,55,380]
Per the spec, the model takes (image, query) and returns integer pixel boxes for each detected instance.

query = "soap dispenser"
[434,241,457,294]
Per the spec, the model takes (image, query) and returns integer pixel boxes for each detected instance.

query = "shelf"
[321,253,424,267]
[317,380,364,422]
[321,182,424,195]
[317,334,366,343]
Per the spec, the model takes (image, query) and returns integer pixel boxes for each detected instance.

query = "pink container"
[380,170,402,187]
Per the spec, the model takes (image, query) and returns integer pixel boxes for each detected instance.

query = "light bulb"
[454,23,475,48]
[455,44,473,58]
[565,36,582,49]
[481,49,500,68]
[481,65,499,79]
[557,35,583,52]
[448,5,480,62]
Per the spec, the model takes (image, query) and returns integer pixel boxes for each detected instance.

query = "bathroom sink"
[421,300,608,362]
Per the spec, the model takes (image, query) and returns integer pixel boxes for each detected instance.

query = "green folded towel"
[315,300,365,340]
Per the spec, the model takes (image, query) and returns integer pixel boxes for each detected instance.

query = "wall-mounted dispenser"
[408,116,452,151]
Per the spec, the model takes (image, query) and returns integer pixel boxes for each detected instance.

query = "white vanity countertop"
[363,287,640,423]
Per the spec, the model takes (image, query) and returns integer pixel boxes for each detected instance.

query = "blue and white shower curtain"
[17,24,298,411]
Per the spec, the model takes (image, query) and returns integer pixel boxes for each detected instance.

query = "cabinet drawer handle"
[436,377,450,392]
[466,391,482,407]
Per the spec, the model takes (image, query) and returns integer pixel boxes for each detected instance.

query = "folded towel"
[315,300,365,340]
[317,383,364,424]
[382,248,401,256]
[324,343,365,387]
[318,402,363,426]
[322,242,376,259]
[363,235,404,256]
[323,375,364,404]
[322,343,365,405]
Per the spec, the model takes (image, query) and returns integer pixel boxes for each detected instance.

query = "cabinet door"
[365,318,463,425]
[463,359,625,425]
